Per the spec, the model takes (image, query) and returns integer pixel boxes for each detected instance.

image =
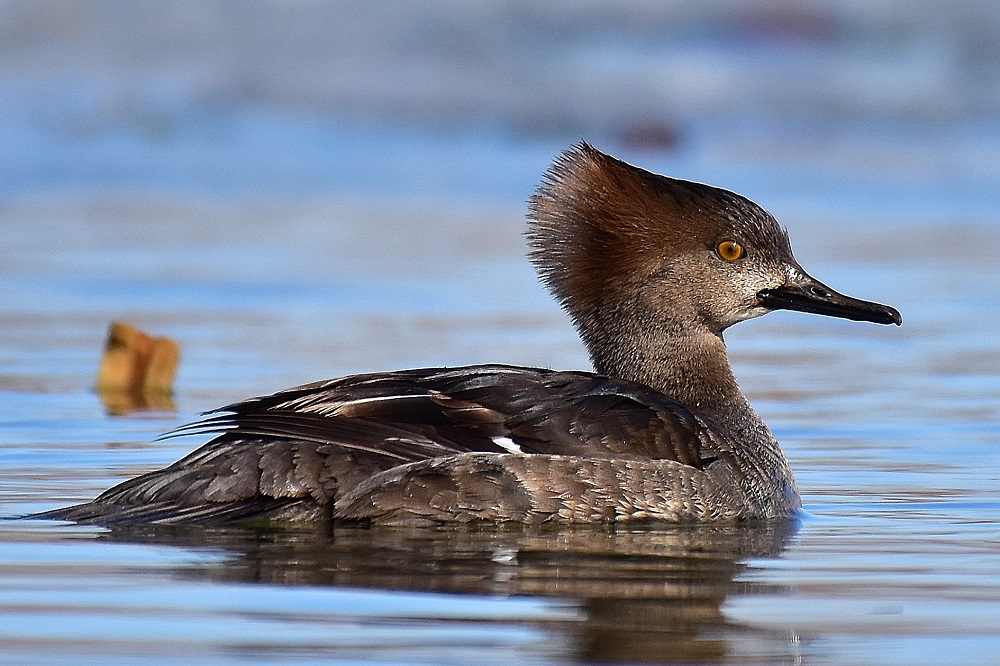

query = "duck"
[36,143,901,526]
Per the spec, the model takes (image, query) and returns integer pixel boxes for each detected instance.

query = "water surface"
[2,193,998,664]
[3,2,1000,664]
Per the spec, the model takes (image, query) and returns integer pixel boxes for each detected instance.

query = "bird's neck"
[586,323,750,417]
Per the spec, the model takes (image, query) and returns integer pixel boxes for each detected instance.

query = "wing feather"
[38,364,728,524]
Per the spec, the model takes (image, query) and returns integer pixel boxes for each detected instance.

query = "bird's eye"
[716,240,745,262]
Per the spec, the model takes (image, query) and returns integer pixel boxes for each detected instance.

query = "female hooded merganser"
[38,143,900,526]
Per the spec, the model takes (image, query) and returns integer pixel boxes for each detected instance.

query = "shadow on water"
[92,519,799,663]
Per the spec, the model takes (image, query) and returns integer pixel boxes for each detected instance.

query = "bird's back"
[35,364,798,525]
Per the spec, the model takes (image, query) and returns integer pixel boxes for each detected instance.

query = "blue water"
[3,2,1000,664]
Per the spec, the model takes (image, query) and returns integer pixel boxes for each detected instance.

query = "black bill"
[758,273,902,326]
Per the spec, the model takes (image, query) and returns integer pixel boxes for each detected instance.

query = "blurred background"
[3,0,997,398]
[4,4,1000,664]
[3,0,999,202]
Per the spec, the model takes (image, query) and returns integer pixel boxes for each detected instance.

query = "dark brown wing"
[36,364,726,525]
[175,364,723,464]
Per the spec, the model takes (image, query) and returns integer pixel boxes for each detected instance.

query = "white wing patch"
[491,436,523,454]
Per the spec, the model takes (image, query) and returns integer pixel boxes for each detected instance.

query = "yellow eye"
[716,240,745,262]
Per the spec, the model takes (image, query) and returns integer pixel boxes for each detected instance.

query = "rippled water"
[4,2,1000,664]
[2,190,998,664]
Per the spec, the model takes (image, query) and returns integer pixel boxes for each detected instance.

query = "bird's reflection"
[98,520,798,663]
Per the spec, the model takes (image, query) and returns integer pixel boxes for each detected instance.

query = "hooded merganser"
[37,143,901,526]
